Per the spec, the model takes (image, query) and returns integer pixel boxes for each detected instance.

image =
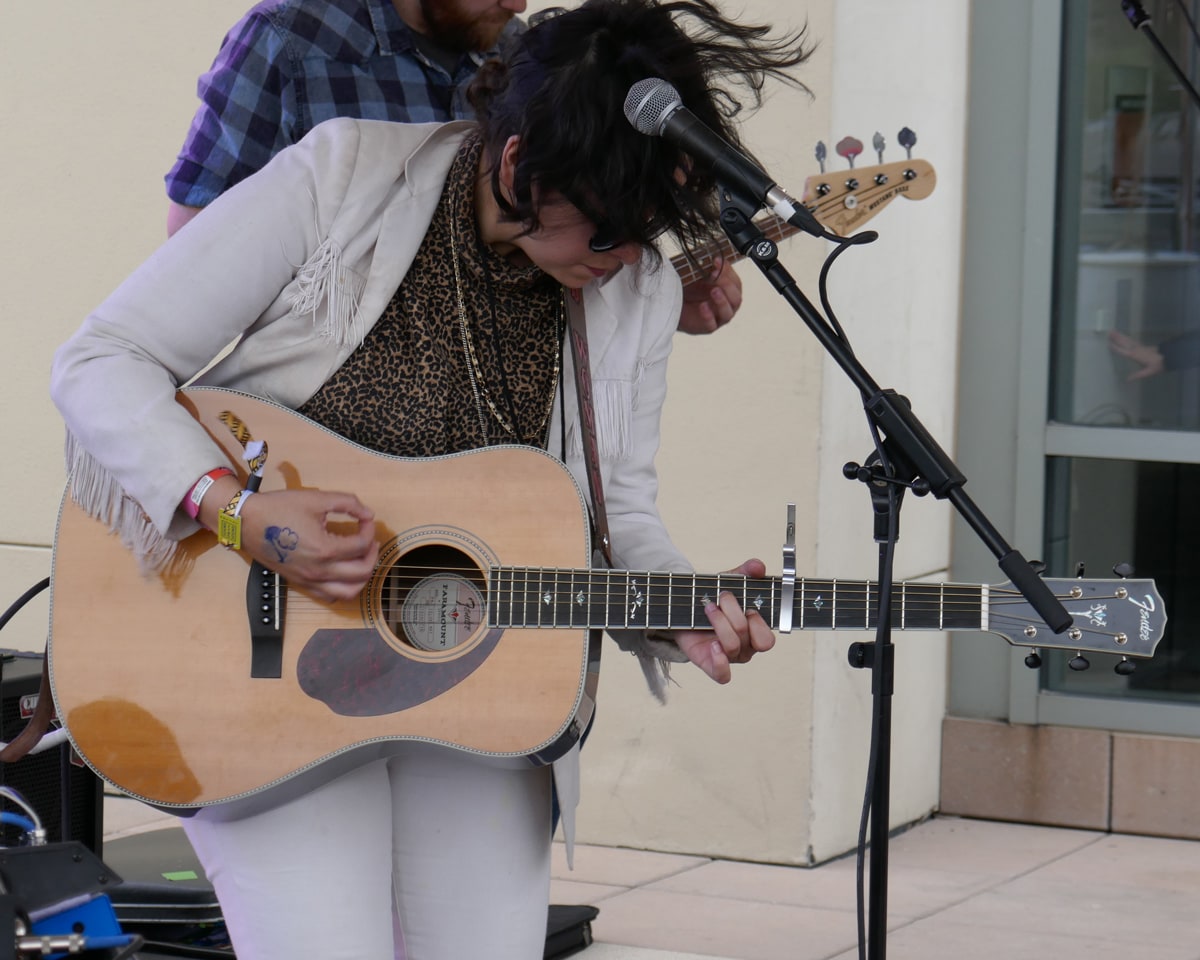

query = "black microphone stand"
[714,185,1072,960]
[1121,0,1200,110]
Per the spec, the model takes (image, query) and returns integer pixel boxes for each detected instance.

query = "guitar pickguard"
[298,538,502,716]
[296,625,502,716]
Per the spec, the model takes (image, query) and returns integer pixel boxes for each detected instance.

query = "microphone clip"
[717,184,778,267]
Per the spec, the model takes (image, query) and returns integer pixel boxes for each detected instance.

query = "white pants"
[182,747,554,960]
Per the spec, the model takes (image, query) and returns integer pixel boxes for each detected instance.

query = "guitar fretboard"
[488,569,985,633]
[671,215,797,286]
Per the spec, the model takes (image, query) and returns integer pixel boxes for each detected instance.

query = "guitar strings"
[252,559,1127,617]
[268,569,1120,622]
[275,563,1123,614]
[266,586,1138,648]
[268,602,1135,648]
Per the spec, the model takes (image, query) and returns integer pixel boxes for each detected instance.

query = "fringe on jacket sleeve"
[606,628,689,703]
[63,431,180,576]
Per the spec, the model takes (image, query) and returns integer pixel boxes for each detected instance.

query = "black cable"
[0,579,49,635]
[811,224,877,350]
[812,230,903,960]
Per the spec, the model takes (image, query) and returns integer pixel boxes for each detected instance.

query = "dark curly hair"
[467,0,813,260]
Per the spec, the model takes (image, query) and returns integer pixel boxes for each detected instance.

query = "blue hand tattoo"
[264,525,299,563]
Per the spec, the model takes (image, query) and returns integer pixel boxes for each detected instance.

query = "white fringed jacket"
[51,117,692,683]
[55,118,688,560]
[52,118,698,840]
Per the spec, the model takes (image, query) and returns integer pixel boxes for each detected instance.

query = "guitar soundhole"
[381,544,487,653]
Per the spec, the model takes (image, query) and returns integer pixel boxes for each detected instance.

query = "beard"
[418,0,514,53]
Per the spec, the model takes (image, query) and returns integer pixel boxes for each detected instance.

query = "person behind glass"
[1108,328,1200,380]
[53,1,810,955]
[165,0,743,334]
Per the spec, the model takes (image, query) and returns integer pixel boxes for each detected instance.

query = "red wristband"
[183,467,234,520]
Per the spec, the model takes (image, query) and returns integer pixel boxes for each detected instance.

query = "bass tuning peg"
[836,136,863,169]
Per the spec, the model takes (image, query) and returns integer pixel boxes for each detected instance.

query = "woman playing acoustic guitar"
[50,1,811,956]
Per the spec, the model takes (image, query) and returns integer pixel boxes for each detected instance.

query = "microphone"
[623,77,824,238]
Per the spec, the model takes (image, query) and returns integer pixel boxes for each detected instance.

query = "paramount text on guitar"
[48,390,1166,817]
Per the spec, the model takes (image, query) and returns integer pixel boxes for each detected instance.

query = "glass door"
[1046,0,1200,708]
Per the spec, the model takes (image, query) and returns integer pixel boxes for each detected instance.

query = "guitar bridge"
[246,561,286,678]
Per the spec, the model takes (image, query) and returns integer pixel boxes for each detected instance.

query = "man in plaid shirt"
[165,0,743,332]
[166,0,524,234]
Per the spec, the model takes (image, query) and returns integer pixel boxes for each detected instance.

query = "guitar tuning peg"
[1024,649,1042,669]
[1115,657,1137,676]
[1075,562,1086,578]
[1112,561,1135,578]
[1068,652,1091,672]
[836,136,863,169]
[1028,559,1047,575]
[814,140,827,174]
[872,131,885,164]
[897,126,917,159]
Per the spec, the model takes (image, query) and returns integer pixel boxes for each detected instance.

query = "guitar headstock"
[986,576,1166,667]
[802,158,937,237]
[670,139,936,283]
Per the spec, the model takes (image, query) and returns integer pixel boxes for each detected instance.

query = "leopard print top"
[298,133,564,458]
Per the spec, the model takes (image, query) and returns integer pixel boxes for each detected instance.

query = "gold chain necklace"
[448,211,562,446]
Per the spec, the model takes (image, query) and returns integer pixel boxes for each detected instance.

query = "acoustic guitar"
[49,389,1165,816]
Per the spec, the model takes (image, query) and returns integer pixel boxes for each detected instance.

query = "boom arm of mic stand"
[1121,0,1200,112]
[716,188,1072,634]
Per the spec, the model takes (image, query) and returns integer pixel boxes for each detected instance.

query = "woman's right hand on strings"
[199,479,378,602]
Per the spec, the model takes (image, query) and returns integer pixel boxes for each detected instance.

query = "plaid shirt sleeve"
[165,11,297,207]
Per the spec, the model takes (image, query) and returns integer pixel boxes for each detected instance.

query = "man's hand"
[1108,329,1165,381]
[677,256,744,335]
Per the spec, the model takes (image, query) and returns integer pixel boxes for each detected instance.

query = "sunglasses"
[588,217,667,254]
[587,225,623,254]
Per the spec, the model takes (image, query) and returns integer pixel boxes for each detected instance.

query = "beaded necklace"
[448,177,563,446]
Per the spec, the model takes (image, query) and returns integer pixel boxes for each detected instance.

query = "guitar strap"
[563,288,614,569]
[0,652,53,763]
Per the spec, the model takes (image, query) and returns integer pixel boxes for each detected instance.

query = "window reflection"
[1056,0,1200,431]
[1044,456,1199,701]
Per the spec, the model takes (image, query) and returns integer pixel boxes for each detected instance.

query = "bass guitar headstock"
[802,157,936,238]
[672,127,936,284]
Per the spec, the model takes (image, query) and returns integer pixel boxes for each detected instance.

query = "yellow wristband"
[217,489,254,550]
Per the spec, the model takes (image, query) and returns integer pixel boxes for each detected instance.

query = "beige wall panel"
[1,3,253,550]
[807,0,968,859]
[563,0,835,862]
